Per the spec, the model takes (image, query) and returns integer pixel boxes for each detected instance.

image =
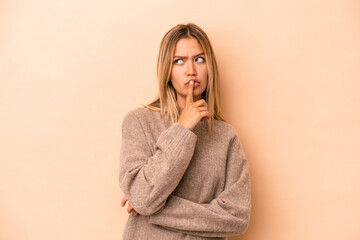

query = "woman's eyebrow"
[173,52,205,58]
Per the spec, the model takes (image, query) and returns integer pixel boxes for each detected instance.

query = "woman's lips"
[185,80,200,86]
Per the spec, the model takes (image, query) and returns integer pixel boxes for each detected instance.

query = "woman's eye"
[195,57,205,63]
[174,59,184,64]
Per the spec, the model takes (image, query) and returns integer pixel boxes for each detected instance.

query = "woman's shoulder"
[122,107,161,125]
[124,106,159,118]
[213,119,239,139]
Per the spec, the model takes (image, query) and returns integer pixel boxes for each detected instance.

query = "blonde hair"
[145,23,224,134]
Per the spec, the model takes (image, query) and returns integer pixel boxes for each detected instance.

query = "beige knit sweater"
[119,107,251,240]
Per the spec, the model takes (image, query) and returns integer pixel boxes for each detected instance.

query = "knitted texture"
[119,107,251,239]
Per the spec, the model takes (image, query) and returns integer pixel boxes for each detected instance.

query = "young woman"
[119,23,251,239]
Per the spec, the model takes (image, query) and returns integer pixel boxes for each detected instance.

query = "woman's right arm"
[119,110,197,216]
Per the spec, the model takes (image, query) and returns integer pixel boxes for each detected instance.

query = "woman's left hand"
[121,196,138,216]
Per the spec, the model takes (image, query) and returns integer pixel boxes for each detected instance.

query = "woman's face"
[170,37,208,106]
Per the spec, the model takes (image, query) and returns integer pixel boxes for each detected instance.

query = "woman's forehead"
[173,38,204,56]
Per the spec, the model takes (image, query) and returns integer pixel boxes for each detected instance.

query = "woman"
[119,23,251,239]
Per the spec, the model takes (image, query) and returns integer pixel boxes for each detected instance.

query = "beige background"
[1,0,360,239]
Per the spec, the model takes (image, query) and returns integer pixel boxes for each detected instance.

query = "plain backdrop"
[1,0,360,239]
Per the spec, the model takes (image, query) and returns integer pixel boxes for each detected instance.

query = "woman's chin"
[179,88,205,100]
[195,89,206,97]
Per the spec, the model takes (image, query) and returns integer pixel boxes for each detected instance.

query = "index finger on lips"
[186,80,194,105]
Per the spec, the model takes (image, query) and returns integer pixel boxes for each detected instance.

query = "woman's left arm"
[148,135,251,238]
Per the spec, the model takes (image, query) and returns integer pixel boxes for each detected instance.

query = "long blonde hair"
[145,23,224,134]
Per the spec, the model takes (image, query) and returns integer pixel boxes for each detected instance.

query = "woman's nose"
[186,62,197,76]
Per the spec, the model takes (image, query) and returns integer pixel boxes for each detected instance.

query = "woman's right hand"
[121,196,138,216]
[177,81,210,130]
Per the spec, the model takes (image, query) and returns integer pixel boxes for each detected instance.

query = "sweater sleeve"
[119,110,197,216]
[148,134,251,238]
